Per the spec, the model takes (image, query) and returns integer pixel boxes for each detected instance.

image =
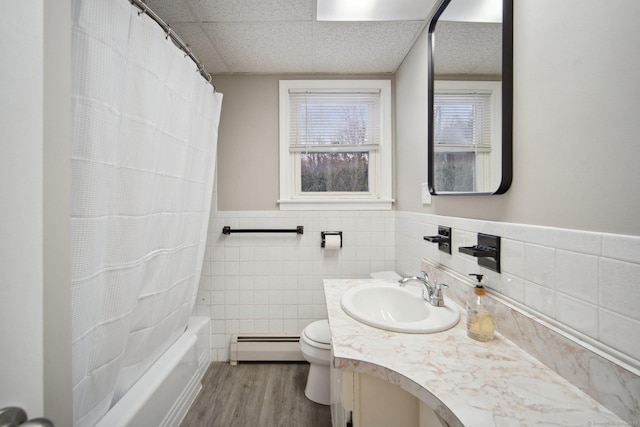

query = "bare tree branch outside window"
[300,104,371,192]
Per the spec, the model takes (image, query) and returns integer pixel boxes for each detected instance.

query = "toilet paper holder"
[321,231,342,248]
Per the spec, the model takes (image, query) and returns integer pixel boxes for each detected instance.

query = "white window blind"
[288,91,380,153]
[434,91,492,147]
[278,80,392,210]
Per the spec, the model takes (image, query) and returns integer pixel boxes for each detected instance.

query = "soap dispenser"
[466,274,494,342]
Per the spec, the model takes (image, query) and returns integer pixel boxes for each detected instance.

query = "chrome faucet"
[398,271,449,307]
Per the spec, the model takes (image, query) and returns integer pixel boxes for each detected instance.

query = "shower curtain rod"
[129,0,216,92]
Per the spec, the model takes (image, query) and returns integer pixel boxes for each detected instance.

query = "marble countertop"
[325,279,626,427]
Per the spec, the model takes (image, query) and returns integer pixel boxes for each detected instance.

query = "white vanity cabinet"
[330,362,448,427]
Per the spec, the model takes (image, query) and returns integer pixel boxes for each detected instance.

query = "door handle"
[0,407,53,427]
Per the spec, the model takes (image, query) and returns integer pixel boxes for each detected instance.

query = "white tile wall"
[196,206,639,366]
[395,211,640,367]
[197,210,395,361]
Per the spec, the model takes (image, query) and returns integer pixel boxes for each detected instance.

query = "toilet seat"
[302,319,331,350]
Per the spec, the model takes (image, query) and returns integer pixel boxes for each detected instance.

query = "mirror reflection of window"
[433,80,501,193]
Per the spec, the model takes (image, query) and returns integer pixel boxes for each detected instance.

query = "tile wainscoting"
[196,210,395,361]
[394,211,640,367]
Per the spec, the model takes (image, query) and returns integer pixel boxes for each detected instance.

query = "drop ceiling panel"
[144,0,196,22]
[169,23,229,74]
[314,21,424,73]
[201,22,314,73]
[190,0,314,22]
[138,0,436,75]
[434,22,502,76]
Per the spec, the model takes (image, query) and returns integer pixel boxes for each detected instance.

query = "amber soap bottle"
[466,274,494,342]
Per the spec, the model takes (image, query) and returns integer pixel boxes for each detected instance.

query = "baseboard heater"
[229,334,305,366]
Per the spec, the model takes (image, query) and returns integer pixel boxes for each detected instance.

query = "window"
[433,80,501,193]
[279,80,393,210]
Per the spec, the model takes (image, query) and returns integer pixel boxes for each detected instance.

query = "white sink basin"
[340,283,460,333]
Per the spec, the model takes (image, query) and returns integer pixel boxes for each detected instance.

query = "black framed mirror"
[428,0,513,195]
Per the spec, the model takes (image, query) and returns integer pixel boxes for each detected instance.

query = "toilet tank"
[369,271,401,281]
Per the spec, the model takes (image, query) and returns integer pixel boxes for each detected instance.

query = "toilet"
[299,319,332,405]
[369,270,403,281]
[299,271,401,405]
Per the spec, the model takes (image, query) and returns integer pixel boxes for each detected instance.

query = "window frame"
[278,80,393,210]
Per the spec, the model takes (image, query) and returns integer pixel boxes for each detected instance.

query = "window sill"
[277,199,394,211]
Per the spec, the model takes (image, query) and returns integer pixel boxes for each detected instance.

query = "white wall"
[0,0,46,416]
[396,0,640,237]
[43,0,73,423]
[0,1,72,424]
[214,75,280,210]
[213,74,393,211]
[207,74,398,361]
[394,0,640,418]
[395,28,428,213]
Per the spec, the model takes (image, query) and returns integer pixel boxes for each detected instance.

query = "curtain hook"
[137,3,148,16]
[184,45,192,58]
[165,25,172,40]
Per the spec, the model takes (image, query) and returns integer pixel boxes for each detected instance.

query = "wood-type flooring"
[180,362,332,427]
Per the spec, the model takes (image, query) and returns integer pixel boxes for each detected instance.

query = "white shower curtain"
[70,0,222,425]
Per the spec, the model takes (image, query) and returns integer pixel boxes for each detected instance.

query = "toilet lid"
[304,319,331,345]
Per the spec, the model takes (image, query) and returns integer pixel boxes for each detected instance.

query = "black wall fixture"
[459,233,501,272]
[222,226,304,235]
[424,226,452,254]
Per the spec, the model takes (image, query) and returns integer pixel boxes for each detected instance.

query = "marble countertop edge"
[325,278,627,427]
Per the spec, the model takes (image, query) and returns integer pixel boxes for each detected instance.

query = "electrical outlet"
[421,182,432,205]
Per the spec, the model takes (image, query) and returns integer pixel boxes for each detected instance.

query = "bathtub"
[95,317,211,427]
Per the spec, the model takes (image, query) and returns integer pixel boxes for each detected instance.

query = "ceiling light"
[440,0,502,23]
[317,0,431,22]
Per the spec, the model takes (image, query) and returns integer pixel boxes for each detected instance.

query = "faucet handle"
[435,283,448,293]
[433,283,449,307]
[421,271,429,281]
